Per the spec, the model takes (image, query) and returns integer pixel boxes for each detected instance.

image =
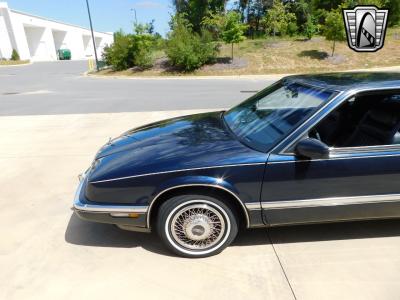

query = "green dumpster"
[58,49,71,60]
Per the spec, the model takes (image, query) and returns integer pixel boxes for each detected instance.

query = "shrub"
[102,27,156,71]
[11,49,20,61]
[287,22,298,37]
[131,34,155,69]
[102,31,134,71]
[166,15,218,71]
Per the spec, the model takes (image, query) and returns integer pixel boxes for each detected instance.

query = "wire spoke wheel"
[159,196,237,257]
[170,204,226,251]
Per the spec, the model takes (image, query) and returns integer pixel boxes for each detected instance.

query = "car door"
[260,91,400,225]
[261,148,400,225]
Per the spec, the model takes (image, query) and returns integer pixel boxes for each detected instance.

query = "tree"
[222,11,248,60]
[172,0,227,32]
[383,0,400,26]
[291,0,310,29]
[323,9,346,56]
[203,11,247,60]
[202,10,226,40]
[303,15,318,40]
[11,49,20,61]
[263,0,296,37]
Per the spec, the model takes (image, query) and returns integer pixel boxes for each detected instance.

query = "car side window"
[309,92,400,149]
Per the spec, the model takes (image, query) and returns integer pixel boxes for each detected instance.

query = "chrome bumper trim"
[73,176,148,214]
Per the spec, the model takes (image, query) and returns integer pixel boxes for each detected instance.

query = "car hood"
[89,111,266,182]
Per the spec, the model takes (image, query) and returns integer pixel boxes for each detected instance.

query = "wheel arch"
[146,184,250,229]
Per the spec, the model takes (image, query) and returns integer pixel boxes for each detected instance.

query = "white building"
[0,2,113,61]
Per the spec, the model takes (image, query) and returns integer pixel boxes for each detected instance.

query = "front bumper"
[72,173,150,232]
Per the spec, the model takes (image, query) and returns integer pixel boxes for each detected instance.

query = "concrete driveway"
[1,61,400,299]
[1,110,400,300]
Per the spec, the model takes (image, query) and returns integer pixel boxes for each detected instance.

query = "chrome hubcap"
[171,204,225,250]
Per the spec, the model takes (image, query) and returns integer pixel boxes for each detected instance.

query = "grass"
[96,26,400,77]
[0,60,30,66]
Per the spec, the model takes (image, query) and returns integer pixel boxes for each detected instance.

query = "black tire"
[156,194,239,258]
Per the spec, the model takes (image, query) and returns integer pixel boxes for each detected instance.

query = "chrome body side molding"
[244,202,261,210]
[245,194,400,210]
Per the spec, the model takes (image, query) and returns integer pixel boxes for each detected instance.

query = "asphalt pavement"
[0,61,273,116]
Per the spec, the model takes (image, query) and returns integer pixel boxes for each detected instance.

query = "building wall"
[0,2,113,61]
[0,14,13,58]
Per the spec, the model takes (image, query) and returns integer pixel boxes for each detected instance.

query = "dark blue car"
[73,72,400,257]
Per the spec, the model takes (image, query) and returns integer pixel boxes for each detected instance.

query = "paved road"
[0,61,274,116]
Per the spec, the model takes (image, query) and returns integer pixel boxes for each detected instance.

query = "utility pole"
[85,0,99,71]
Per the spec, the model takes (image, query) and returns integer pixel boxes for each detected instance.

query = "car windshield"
[223,80,337,152]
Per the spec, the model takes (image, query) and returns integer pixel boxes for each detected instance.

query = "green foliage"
[287,22,298,37]
[291,0,311,28]
[221,11,248,45]
[323,9,346,42]
[323,9,346,56]
[166,14,218,71]
[303,15,318,40]
[263,0,297,37]
[102,31,134,71]
[202,11,247,59]
[383,0,400,26]
[202,10,226,39]
[172,0,400,40]
[172,0,227,32]
[222,11,248,59]
[102,24,157,71]
[131,24,156,68]
[11,49,20,61]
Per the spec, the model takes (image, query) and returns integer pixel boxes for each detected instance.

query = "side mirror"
[295,138,330,159]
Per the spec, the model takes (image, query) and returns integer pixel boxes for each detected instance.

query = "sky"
[5,0,174,35]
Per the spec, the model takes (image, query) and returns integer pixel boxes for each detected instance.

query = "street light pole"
[131,8,138,26]
[85,0,99,71]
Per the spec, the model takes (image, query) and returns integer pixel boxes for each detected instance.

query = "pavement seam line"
[266,229,297,300]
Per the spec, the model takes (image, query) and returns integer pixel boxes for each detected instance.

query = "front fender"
[151,175,239,199]
[147,175,250,228]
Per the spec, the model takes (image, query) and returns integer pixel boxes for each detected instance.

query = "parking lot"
[1,62,400,300]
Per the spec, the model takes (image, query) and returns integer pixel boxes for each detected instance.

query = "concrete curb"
[83,66,400,81]
[0,61,32,68]
[82,71,285,80]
